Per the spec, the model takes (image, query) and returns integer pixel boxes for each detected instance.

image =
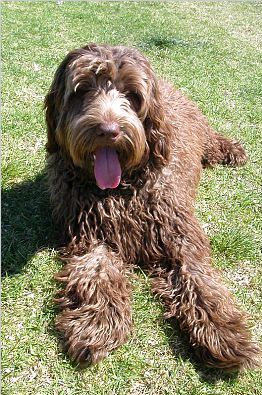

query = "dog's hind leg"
[151,213,260,370]
[54,244,132,365]
[202,130,247,167]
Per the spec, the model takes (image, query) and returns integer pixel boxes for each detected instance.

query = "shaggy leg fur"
[55,245,132,364]
[203,132,248,167]
[152,213,260,371]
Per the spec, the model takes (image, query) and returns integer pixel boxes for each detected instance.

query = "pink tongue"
[94,147,121,190]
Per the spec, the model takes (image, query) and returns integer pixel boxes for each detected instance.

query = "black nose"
[97,122,120,139]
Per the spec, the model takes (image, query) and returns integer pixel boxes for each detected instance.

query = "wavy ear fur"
[144,80,172,170]
[44,48,90,153]
[45,89,60,154]
[44,64,65,153]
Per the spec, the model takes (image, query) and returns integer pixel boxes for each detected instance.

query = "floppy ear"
[44,45,104,154]
[144,80,172,170]
[45,90,59,154]
[44,48,86,154]
[44,61,67,153]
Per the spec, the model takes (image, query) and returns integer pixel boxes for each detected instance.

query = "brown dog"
[45,44,260,370]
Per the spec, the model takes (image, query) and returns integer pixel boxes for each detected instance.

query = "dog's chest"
[87,190,172,265]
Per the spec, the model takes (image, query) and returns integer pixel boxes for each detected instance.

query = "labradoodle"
[45,44,260,370]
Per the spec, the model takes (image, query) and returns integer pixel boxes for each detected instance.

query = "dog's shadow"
[2,176,238,383]
[1,173,57,276]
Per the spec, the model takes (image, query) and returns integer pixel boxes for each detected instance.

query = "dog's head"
[45,44,171,189]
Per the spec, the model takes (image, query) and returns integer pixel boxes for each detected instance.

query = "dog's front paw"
[56,306,132,364]
[54,247,132,364]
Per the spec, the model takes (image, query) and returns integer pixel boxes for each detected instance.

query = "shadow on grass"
[139,35,208,51]
[1,173,57,276]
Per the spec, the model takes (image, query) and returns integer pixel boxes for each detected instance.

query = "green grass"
[2,1,262,394]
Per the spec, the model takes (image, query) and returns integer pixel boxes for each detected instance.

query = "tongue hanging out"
[94,147,121,190]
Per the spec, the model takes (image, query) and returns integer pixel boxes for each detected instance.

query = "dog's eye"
[73,86,87,96]
[126,92,142,112]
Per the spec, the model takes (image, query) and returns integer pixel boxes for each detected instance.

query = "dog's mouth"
[93,147,121,190]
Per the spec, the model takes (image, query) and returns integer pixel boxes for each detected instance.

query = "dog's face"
[45,44,170,189]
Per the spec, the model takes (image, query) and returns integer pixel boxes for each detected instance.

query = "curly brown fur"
[54,245,132,364]
[45,43,260,370]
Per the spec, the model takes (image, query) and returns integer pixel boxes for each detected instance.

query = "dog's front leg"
[152,213,260,370]
[54,244,132,365]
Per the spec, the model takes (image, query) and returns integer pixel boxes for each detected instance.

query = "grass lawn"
[2,1,262,394]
